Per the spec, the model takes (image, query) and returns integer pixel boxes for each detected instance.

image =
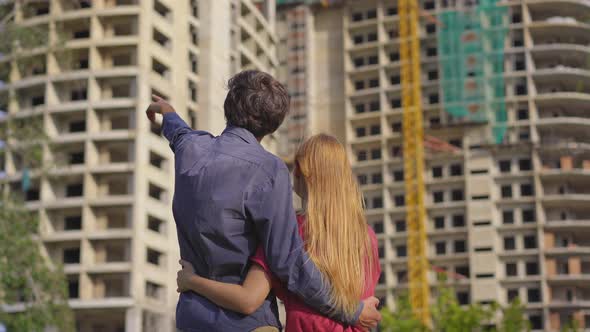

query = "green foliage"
[498,299,530,332]
[380,295,428,332]
[561,320,580,332]
[0,3,75,331]
[0,1,49,56]
[431,281,496,331]
[0,197,75,332]
[380,276,530,332]
[0,116,47,170]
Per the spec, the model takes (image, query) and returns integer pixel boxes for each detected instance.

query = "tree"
[380,275,530,332]
[0,1,74,331]
[430,279,496,332]
[0,196,74,332]
[380,294,427,332]
[498,299,530,332]
[561,320,580,332]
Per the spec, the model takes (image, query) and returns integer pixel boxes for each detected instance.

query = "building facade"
[277,0,590,330]
[275,1,347,159]
[0,0,276,331]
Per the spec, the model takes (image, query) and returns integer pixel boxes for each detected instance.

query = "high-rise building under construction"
[276,0,590,330]
[0,0,277,331]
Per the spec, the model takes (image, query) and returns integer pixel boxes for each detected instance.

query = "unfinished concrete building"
[277,0,590,330]
[0,0,276,331]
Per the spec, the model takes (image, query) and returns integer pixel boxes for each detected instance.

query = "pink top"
[251,215,381,332]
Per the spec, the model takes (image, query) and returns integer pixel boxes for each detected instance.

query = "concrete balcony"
[88,162,135,174]
[535,78,590,103]
[501,275,543,284]
[87,229,133,241]
[347,15,380,30]
[86,262,132,274]
[426,228,470,238]
[237,17,277,64]
[94,66,139,79]
[529,0,590,24]
[41,195,85,209]
[348,110,382,121]
[64,263,82,274]
[429,253,470,263]
[545,219,590,231]
[96,5,141,17]
[498,249,540,259]
[531,45,590,67]
[537,117,590,130]
[426,176,465,187]
[547,274,590,285]
[10,74,49,90]
[542,194,590,208]
[350,134,382,145]
[69,298,133,310]
[87,195,133,207]
[89,130,136,142]
[532,44,590,72]
[546,246,590,256]
[48,164,86,177]
[538,141,590,156]
[535,90,590,105]
[548,299,590,309]
[93,98,136,110]
[530,21,590,47]
[93,35,140,48]
[42,230,84,243]
[426,201,467,211]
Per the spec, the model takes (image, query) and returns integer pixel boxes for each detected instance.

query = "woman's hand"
[177,259,196,293]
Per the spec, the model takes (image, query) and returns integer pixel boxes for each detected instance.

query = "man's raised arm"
[146,94,206,152]
[245,165,381,328]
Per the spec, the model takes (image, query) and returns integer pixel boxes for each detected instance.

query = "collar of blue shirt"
[222,126,260,144]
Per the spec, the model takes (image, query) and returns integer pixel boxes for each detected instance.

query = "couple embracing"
[146,70,382,332]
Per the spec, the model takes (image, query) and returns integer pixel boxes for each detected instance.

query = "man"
[146,70,381,331]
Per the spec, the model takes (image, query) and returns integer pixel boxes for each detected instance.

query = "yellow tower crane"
[398,0,431,326]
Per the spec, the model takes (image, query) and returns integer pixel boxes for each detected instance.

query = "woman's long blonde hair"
[295,134,375,317]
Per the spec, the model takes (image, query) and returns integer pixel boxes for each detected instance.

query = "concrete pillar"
[125,307,141,332]
[199,0,232,136]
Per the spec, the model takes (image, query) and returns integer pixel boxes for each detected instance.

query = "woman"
[176,134,381,331]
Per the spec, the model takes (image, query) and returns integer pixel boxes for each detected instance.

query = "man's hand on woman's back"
[357,297,381,331]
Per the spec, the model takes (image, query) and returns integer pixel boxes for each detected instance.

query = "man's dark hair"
[224,70,290,138]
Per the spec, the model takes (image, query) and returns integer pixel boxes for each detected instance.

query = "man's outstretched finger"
[152,94,164,102]
[147,102,162,115]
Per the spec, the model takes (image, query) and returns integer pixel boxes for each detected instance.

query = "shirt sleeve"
[245,166,363,325]
[161,112,210,152]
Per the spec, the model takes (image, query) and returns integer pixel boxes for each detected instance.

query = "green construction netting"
[437,0,509,144]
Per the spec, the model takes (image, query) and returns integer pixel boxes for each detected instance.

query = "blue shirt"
[162,113,362,332]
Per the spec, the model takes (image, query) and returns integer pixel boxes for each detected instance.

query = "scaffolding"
[437,0,509,143]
